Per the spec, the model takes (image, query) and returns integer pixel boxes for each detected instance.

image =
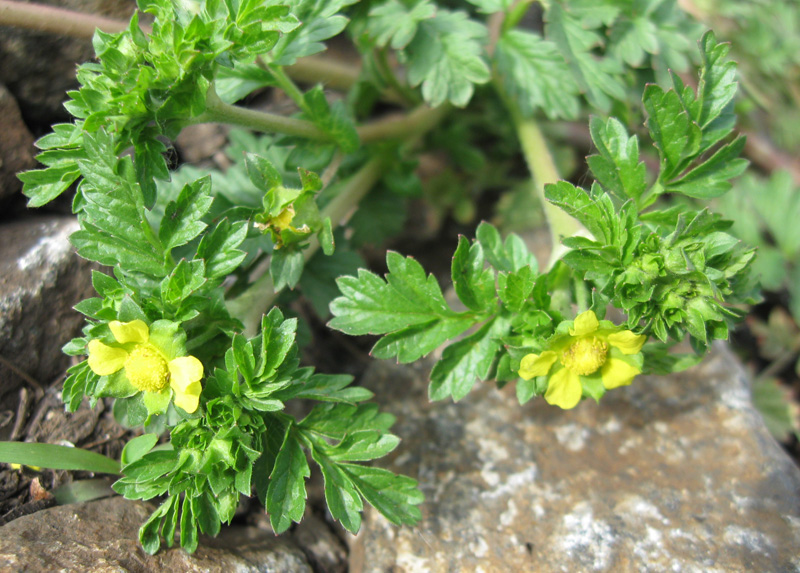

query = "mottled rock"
[0,217,93,397]
[0,84,36,204]
[349,344,800,572]
[0,0,138,124]
[0,496,313,572]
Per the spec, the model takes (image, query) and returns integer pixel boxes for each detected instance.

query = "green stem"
[194,87,330,141]
[0,0,132,37]
[196,87,446,145]
[227,156,388,336]
[512,112,585,268]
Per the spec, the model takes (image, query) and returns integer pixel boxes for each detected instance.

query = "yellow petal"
[173,381,202,413]
[607,330,647,355]
[168,356,204,391]
[570,310,599,337]
[109,320,149,344]
[601,357,641,389]
[544,367,582,409]
[518,351,558,380]
[87,339,128,376]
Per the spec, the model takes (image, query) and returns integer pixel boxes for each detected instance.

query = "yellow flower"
[87,320,203,414]
[518,310,646,409]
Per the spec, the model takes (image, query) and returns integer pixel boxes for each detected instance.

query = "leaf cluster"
[111,309,420,553]
[545,31,756,348]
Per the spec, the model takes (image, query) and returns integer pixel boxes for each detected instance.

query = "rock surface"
[0,84,35,205]
[0,217,93,398]
[349,344,800,572]
[0,0,138,124]
[0,496,314,572]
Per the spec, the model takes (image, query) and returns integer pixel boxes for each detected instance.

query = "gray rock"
[0,217,93,398]
[349,344,800,572]
[0,84,35,204]
[0,496,313,572]
[0,0,138,124]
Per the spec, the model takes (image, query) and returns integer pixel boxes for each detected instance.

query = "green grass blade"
[0,442,120,475]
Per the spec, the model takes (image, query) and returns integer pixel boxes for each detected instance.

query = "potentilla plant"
[3,0,756,555]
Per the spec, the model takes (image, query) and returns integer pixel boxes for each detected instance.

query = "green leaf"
[120,434,159,467]
[495,29,579,120]
[326,430,400,462]
[429,315,511,401]
[587,116,648,203]
[159,176,213,253]
[0,442,120,474]
[665,136,748,199]
[196,219,248,281]
[267,427,310,534]
[271,0,350,66]
[330,251,463,335]
[498,265,535,313]
[644,85,701,181]
[344,464,422,526]
[19,164,82,208]
[271,247,305,290]
[406,9,491,107]
[311,449,363,533]
[545,3,625,112]
[302,86,360,153]
[367,0,436,50]
[161,259,206,307]
[476,222,538,273]
[451,236,497,312]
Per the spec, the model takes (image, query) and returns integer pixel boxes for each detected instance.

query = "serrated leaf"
[370,317,475,363]
[344,464,422,526]
[498,265,535,312]
[367,0,436,50]
[587,116,648,203]
[311,449,363,533]
[329,251,462,335]
[271,247,305,290]
[452,236,496,312]
[326,430,400,462]
[161,259,206,307]
[495,30,579,120]
[545,3,625,111]
[267,427,310,534]
[429,315,511,401]
[159,176,213,252]
[196,219,248,281]
[406,9,491,107]
[644,85,702,181]
[476,222,537,273]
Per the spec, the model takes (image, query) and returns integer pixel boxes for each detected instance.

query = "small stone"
[0,496,313,572]
[349,344,800,572]
[0,217,94,398]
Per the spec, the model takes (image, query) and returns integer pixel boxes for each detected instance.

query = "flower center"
[124,345,170,392]
[560,337,609,376]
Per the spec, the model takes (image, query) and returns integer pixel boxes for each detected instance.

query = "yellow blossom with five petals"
[87,319,203,414]
[518,310,646,409]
